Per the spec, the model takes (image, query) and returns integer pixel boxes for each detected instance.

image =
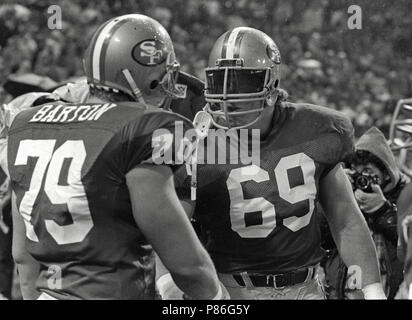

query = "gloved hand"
[354,184,387,214]
[394,281,412,300]
[362,282,387,299]
[156,273,184,300]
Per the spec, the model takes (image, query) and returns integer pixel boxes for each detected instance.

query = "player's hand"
[354,184,387,214]
[0,293,8,300]
[156,273,184,300]
[343,168,355,184]
[394,281,412,300]
[401,214,412,243]
[362,282,387,299]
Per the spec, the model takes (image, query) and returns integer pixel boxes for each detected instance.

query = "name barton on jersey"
[7,102,195,299]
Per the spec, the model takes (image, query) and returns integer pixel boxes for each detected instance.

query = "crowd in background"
[1,0,412,137]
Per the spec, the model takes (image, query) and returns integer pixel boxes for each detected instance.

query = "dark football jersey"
[175,102,354,274]
[405,235,412,295]
[397,182,412,295]
[8,101,194,299]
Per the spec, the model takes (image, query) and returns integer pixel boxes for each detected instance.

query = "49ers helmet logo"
[132,39,167,66]
[266,43,281,65]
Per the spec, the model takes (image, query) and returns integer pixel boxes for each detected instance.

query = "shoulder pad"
[1,92,59,133]
[52,81,90,103]
[291,102,354,136]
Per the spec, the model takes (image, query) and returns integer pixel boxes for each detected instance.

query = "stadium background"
[0,0,411,137]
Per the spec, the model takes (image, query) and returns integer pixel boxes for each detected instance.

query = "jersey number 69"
[227,153,316,238]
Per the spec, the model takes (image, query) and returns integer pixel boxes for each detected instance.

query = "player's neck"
[87,95,107,104]
[245,106,275,140]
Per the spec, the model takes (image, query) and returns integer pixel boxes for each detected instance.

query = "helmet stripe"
[92,18,120,81]
[225,27,246,58]
[88,21,110,80]
[233,30,245,58]
[99,20,129,85]
[221,30,233,59]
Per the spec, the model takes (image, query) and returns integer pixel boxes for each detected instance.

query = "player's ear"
[276,88,288,101]
[265,89,278,107]
[266,88,288,107]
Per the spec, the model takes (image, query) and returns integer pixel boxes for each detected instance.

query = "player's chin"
[229,116,257,129]
[213,115,254,129]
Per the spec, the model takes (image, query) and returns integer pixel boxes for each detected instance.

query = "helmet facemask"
[204,60,278,129]
[122,51,183,109]
[158,52,183,110]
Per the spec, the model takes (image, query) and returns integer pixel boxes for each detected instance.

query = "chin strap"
[190,155,198,201]
[189,111,213,200]
[122,69,147,106]
[162,96,173,111]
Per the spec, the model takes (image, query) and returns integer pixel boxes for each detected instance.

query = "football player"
[9,14,226,300]
[163,27,386,299]
[395,182,412,299]
[389,98,412,299]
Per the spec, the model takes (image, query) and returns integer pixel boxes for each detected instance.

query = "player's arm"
[11,192,40,300]
[180,198,196,218]
[153,161,196,295]
[154,196,196,299]
[395,181,412,298]
[0,181,10,229]
[319,163,385,299]
[126,164,224,299]
[0,178,11,212]
[403,234,412,299]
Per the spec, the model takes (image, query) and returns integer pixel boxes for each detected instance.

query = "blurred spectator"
[321,127,409,299]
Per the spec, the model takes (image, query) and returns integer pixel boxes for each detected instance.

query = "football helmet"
[83,14,182,107]
[204,27,281,129]
[389,98,412,177]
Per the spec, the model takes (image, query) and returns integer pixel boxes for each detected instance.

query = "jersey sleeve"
[334,113,355,162]
[119,110,197,174]
[320,108,355,176]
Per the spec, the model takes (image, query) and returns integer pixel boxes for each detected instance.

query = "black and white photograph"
[0,0,411,308]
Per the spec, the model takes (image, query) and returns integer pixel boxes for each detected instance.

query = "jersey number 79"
[14,139,93,245]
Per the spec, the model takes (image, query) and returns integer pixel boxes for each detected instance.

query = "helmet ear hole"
[149,80,159,90]
[274,80,279,89]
